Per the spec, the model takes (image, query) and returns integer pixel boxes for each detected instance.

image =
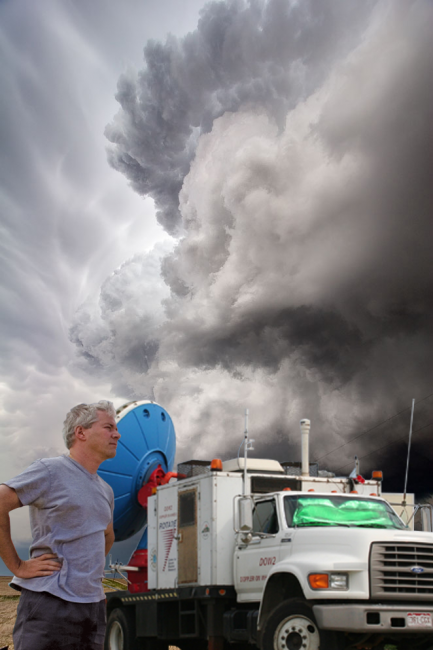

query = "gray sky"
[1,0,432,568]
[0,0,207,561]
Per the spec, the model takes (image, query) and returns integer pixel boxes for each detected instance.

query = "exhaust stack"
[300,419,311,477]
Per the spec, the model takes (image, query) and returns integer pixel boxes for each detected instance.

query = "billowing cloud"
[70,241,174,397]
[105,0,375,234]
[71,0,433,487]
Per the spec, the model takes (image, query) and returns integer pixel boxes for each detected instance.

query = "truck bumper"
[313,603,433,633]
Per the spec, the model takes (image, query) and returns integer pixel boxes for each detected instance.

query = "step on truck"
[99,401,433,650]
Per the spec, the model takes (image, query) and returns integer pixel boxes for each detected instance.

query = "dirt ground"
[0,577,19,649]
[0,576,128,650]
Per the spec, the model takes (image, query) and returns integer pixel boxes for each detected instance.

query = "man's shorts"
[13,588,106,650]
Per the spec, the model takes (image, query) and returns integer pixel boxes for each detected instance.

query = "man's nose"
[113,429,121,439]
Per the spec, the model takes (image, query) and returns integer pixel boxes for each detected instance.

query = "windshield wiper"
[355,523,394,529]
[294,522,351,528]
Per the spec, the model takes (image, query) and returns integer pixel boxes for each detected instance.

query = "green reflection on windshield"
[284,496,406,530]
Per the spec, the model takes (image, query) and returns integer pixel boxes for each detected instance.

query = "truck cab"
[236,489,408,601]
[234,489,433,649]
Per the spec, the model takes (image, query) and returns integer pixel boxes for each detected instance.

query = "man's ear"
[74,425,86,441]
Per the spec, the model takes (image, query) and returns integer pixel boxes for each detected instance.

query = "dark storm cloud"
[105,0,375,233]
[72,0,433,482]
[161,305,366,382]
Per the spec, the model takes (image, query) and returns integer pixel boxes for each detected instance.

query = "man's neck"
[68,448,100,474]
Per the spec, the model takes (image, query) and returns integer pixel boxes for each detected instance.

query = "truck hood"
[289,526,433,568]
[275,527,433,600]
[291,526,433,542]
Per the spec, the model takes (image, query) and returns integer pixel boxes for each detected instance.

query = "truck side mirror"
[239,497,253,544]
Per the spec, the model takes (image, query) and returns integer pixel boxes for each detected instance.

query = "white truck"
[103,407,433,650]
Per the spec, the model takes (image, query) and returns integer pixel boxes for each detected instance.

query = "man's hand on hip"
[14,554,61,579]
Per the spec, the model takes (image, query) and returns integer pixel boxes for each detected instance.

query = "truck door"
[178,487,198,584]
[235,497,282,601]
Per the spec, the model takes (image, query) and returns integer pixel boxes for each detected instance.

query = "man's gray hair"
[63,401,116,449]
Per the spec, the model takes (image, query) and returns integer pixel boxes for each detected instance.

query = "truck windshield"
[283,495,407,530]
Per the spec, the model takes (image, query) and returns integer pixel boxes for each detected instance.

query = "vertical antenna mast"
[403,398,415,504]
[243,408,249,497]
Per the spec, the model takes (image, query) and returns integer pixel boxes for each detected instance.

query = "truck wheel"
[261,599,344,650]
[105,607,141,650]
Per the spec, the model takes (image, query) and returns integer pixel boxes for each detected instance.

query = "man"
[0,400,120,650]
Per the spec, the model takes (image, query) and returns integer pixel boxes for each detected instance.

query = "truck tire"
[105,607,142,650]
[261,599,344,650]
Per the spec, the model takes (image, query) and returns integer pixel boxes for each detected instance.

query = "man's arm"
[104,520,115,556]
[0,484,60,579]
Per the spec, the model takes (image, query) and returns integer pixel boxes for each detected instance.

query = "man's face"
[82,410,120,461]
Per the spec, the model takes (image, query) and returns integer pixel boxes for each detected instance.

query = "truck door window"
[253,499,279,535]
[179,490,196,527]
[178,489,198,584]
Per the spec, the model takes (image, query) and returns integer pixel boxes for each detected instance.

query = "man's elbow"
[0,485,22,515]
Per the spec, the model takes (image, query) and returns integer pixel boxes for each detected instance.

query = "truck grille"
[370,543,433,601]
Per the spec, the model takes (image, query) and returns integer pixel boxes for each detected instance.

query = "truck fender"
[106,595,125,617]
[258,567,305,633]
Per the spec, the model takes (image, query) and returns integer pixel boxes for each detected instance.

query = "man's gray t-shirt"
[5,455,114,603]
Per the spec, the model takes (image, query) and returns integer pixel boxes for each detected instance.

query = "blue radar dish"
[97,401,176,541]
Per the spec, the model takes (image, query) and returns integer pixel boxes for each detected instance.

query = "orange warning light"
[309,574,329,589]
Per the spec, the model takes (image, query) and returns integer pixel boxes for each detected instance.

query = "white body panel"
[156,484,179,589]
[213,474,243,584]
[223,458,284,473]
[147,495,157,590]
[235,533,283,601]
[149,472,243,588]
[297,476,381,496]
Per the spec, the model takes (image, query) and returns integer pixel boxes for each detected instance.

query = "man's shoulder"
[27,456,76,481]
[4,456,69,502]
[5,456,65,482]
[35,455,69,470]
[37,455,68,464]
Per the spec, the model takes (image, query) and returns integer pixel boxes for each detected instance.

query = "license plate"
[407,613,432,628]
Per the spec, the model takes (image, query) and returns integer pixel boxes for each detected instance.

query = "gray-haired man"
[0,401,120,650]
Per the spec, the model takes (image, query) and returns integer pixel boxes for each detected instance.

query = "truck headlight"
[329,573,348,590]
[308,573,348,590]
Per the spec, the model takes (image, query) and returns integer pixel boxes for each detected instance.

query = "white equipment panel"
[148,472,243,589]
